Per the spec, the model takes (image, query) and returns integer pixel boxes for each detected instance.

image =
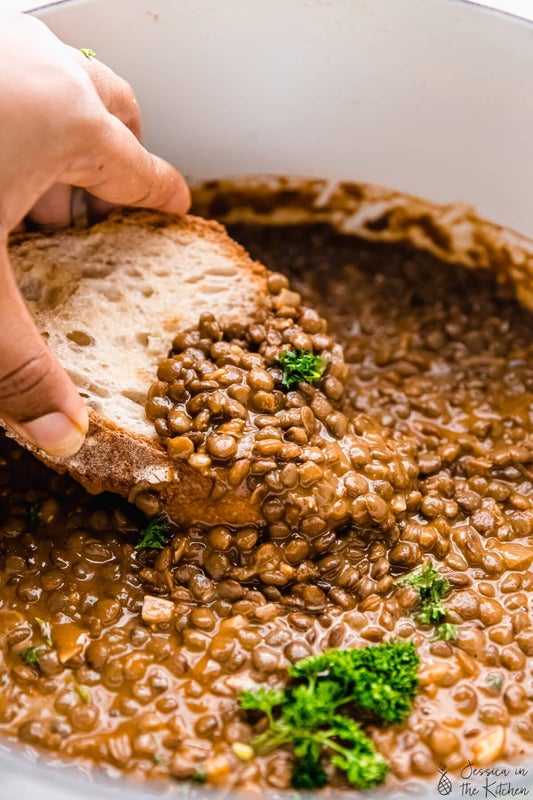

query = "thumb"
[0,247,88,457]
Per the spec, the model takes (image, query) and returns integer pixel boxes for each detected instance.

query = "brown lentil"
[1,223,533,793]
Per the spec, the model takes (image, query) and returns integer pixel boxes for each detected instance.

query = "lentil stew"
[1,223,532,792]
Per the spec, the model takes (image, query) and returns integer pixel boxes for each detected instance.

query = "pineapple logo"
[437,763,453,796]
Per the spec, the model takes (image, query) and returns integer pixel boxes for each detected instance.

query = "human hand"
[0,13,190,458]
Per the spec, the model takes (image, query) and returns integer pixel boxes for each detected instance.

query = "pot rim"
[18,0,533,24]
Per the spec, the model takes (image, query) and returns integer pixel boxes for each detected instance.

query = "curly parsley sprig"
[240,640,419,790]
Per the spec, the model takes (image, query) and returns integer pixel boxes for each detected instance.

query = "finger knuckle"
[114,77,140,132]
[88,64,139,131]
[118,75,137,105]
[0,352,51,415]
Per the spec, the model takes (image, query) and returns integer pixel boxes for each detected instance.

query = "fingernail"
[21,411,87,457]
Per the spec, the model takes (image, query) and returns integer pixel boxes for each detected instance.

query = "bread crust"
[5,210,266,527]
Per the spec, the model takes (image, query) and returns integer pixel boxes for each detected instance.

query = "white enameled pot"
[25,0,533,239]
[2,1,533,799]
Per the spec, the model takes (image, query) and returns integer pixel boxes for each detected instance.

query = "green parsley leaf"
[240,641,419,790]
[191,768,207,783]
[398,561,451,605]
[35,617,53,647]
[435,623,458,641]
[292,736,328,789]
[398,561,454,635]
[239,688,285,722]
[289,640,419,725]
[278,349,326,388]
[21,646,45,669]
[328,716,389,790]
[418,600,447,626]
[136,514,171,550]
[28,503,41,529]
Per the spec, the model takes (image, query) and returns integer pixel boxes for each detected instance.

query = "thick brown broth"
[0,224,533,792]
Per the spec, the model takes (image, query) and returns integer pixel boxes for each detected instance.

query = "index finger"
[63,111,190,214]
[69,46,142,139]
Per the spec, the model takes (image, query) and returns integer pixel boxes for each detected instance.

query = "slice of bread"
[6,210,267,526]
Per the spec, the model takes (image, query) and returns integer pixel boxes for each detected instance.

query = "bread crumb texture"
[6,210,267,526]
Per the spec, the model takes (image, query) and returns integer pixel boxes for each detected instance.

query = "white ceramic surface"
[22,0,533,239]
[3,1,533,20]
[481,0,533,17]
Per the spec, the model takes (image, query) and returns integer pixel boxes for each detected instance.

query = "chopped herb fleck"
[79,48,96,58]
[21,646,45,669]
[278,349,326,389]
[35,617,53,647]
[136,514,171,550]
[435,623,458,642]
[28,503,40,529]
[487,673,503,692]
[192,768,207,783]
[398,561,454,637]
